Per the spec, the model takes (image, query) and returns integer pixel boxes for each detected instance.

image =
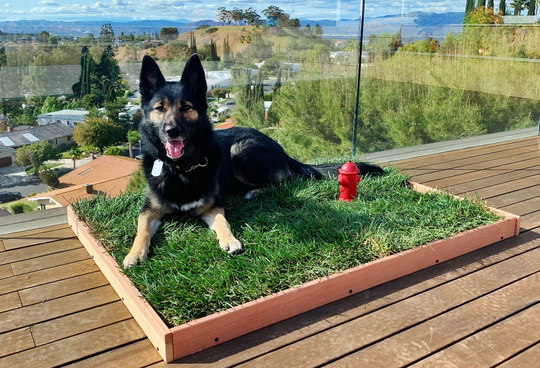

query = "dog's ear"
[139,55,166,99]
[181,54,207,98]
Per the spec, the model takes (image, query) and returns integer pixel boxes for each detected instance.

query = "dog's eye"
[154,105,165,113]
[181,105,192,112]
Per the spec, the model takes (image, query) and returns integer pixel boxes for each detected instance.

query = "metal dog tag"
[151,159,163,176]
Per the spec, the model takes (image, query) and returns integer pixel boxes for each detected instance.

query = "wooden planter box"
[67,182,520,363]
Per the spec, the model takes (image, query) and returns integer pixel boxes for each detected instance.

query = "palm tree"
[69,147,84,169]
[511,0,526,14]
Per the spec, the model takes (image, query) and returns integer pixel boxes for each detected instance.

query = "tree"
[222,36,232,65]
[103,146,125,156]
[39,169,59,188]
[243,7,260,25]
[303,24,312,37]
[314,23,323,37]
[464,6,503,24]
[104,98,132,137]
[15,141,61,178]
[262,5,291,27]
[73,109,123,154]
[499,0,507,14]
[76,46,92,97]
[217,7,232,25]
[69,147,84,169]
[40,96,63,114]
[262,5,286,18]
[189,32,197,55]
[127,130,140,159]
[78,33,94,44]
[160,27,179,41]
[526,0,535,14]
[210,39,219,61]
[273,67,282,94]
[511,0,526,14]
[48,35,58,45]
[488,0,495,8]
[98,23,115,44]
[97,45,121,95]
[38,31,50,43]
[211,88,227,102]
[231,8,244,25]
[389,26,403,51]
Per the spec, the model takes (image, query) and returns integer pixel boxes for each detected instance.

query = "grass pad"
[72,168,501,326]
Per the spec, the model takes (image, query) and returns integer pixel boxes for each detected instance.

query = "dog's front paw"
[123,250,148,269]
[219,237,242,254]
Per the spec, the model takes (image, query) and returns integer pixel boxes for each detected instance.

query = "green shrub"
[103,146,125,156]
[11,204,24,214]
[39,169,59,188]
[126,169,146,192]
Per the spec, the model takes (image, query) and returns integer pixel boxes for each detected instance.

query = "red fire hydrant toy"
[338,161,360,201]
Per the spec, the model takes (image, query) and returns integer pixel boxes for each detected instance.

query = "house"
[28,155,140,208]
[0,123,74,166]
[167,71,233,91]
[35,109,88,128]
[36,105,141,128]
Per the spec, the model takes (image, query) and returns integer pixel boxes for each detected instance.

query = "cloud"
[111,0,129,6]
[4,3,10,7]
[39,1,59,5]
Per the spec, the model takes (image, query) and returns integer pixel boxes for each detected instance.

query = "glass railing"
[0,2,538,167]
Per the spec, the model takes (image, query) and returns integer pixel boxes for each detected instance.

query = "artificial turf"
[72,168,501,326]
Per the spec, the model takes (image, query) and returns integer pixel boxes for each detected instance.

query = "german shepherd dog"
[123,54,326,268]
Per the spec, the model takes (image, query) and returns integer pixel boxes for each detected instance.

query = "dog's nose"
[165,123,182,138]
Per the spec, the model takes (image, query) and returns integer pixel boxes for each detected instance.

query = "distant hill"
[0,12,465,38]
[0,19,195,37]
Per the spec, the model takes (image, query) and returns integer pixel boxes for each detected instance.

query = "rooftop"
[0,123,74,149]
[29,155,140,207]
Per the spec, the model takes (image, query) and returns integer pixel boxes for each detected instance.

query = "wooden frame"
[67,182,520,362]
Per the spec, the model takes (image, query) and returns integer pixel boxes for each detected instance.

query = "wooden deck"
[2,135,540,367]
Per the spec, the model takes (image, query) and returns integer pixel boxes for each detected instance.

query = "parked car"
[0,191,22,203]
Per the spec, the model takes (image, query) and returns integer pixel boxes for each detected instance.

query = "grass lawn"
[72,168,501,327]
[25,163,63,175]
[0,198,39,212]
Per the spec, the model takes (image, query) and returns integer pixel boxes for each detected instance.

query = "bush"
[126,169,146,192]
[103,146,126,156]
[205,27,218,34]
[10,203,33,214]
[39,169,59,188]
[11,204,24,214]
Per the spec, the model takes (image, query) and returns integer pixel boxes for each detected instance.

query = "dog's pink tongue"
[165,140,184,159]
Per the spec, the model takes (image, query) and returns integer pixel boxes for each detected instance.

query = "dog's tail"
[286,156,323,180]
[312,162,384,177]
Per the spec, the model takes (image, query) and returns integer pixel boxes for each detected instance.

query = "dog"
[123,54,325,267]
[123,54,382,268]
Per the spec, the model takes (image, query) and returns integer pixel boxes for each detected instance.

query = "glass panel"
[1,2,537,163]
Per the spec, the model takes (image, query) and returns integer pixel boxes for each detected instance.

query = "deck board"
[0,238,82,266]
[0,319,146,368]
[410,302,540,367]
[18,272,108,306]
[4,135,540,367]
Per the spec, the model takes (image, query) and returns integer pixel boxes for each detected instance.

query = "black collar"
[172,157,209,173]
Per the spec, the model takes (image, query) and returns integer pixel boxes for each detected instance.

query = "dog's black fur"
[123,54,382,268]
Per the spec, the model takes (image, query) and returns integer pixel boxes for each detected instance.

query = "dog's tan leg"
[123,209,164,268]
[200,207,242,253]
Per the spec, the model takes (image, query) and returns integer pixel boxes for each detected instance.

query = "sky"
[0,0,467,22]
